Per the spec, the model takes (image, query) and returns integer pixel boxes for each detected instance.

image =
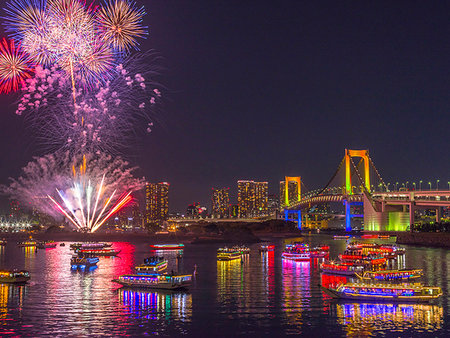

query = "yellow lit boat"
[322,282,442,302]
[217,248,241,261]
[356,269,423,281]
[0,270,30,283]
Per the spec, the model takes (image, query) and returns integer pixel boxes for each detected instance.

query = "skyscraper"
[145,182,169,223]
[237,180,268,218]
[211,188,230,218]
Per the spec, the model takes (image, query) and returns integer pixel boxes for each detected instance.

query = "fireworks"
[0,38,33,93]
[3,152,145,232]
[96,0,147,52]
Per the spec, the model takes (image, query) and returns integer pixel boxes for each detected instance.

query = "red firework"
[0,38,33,93]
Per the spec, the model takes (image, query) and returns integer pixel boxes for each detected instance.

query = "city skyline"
[0,0,449,212]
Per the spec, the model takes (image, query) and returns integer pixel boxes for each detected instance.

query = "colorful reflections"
[261,250,275,299]
[336,303,443,336]
[119,289,192,322]
[0,283,26,322]
[281,258,310,328]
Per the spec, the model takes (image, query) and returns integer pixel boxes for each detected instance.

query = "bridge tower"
[344,149,370,231]
[282,176,302,229]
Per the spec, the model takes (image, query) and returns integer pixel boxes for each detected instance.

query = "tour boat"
[217,248,242,261]
[231,245,250,254]
[259,244,275,252]
[77,248,120,256]
[18,240,38,247]
[321,282,442,302]
[149,244,185,250]
[356,269,423,281]
[282,244,311,261]
[310,245,330,258]
[320,261,364,276]
[38,241,57,249]
[70,254,99,270]
[339,249,387,266]
[334,235,350,240]
[136,257,168,274]
[70,242,111,250]
[112,273,192,290]
[0,270,30,283]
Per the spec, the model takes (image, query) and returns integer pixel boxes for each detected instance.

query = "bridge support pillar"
[409,203,415,228]
[436,207,442,223]
[285,209,302,230]
[345,200,351,232]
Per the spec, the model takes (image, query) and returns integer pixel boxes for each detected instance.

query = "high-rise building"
[145,182,169,223]
[268,194,280,216]
[237,180,268,218]
[280,177,301,207]
[211,188,230,218]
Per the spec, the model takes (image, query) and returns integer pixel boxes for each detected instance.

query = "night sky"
[0,1,449,213]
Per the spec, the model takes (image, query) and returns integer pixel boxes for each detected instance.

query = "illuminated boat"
[0,239,6,246]
[38,241,57,249]
[259,244,275,252]
[217,248,242,261]
[70,242,111,250]
[378,235,390,239]
[356,269,423,281]
[321,282,442,302]
[77,248,120,256]
[18,240,38,247]
[136,257,168,274]
[339,249,387,267]
[282,243,310,261]
[0,270,30,283]
[361,234,378,239]
[334,235,350,240]
[320,261,364,276]
[231,245,250,254]
[149,244,185,250]
[310,245,330,258]
[113,273,192,290]
[70,254,99,270]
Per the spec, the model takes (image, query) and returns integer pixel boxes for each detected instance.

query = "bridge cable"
[368,156,388,191]
[315,158,345,197]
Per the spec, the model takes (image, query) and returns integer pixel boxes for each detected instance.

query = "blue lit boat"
[112,273,192,290]
[321,282,442,302]
[71,254,99,270]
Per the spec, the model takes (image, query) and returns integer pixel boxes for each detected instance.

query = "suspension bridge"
[282,149,450,231]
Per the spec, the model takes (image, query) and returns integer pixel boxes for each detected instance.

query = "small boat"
[334,235,350,240]
[0,239,6,246]
[378,235,390,239]
[60,243,65,247]
[217,248,241,261]
[136,257,168,273]
[149,244,185,250]
[0,270,30,283]
[320,261,364,276]
[259,244,275,252]
[77,248,120,256]
[71,254,99,270]
[112,273,192,290]
[356,269,423,281]
[321,282,442,302]
[38,241,57,249]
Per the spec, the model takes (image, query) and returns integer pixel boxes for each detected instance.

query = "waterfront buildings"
[237,180,268,218]
[211,188,230,218]
[145,182,169,222]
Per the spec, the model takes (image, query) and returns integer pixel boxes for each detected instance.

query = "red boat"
[320,261,364,276]
[282,244,310,261]
[310,245,330,258]
[260,244,275,252]
[149,244,185,250]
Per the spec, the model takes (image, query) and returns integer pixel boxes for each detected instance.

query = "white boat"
[113,273,192,290]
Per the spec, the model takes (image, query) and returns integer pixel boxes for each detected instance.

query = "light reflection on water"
[0,237,447,336]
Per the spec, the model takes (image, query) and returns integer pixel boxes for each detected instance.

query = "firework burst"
[0,38,33,93]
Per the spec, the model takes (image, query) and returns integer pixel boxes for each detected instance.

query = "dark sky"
[0,1,449,212]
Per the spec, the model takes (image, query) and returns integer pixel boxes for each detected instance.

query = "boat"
[112,273,192,290]
[18,240,38,247]
[77,248,120,256]
[60,243,65,247]
[356,269,423,281]
[259,244,275,252]
[361,234,378,239]
[38,241,57,249]
[70,242,111,250]
[0,239,6,246]
[217,248,242,261]
[70,253,99,270]
[149,244,185,250]
[310,245,330,258]
[282,244,310,262]
[232,245,250,254]
[136,257,168,273]
[378,235,390,239]
[334,235,350,240]
[320,261,364,276]
[0,270,30,283]
[321,282,442,302]
[339,249,387,267]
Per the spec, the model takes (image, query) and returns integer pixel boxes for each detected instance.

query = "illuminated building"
[268,194,280,216]
[229,204,239,218]
[237,180,268,218]
[211,188,230,218]
[145,182,169,222]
